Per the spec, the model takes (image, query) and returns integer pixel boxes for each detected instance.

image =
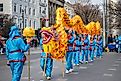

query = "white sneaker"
[65,70,70,74]
[76,64,79,66]
[90,60,94,62]
[80,61,84,64]
[73,64,76,66]
[46,77,51,80]
[69,69,73,73]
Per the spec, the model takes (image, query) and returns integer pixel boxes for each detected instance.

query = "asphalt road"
[0,51,121,81]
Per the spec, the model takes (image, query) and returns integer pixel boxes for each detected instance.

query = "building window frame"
[14,3,17,12]
[20,5,22,13]
[0,4,3,12]
[29,8,31,15]
[33,9,35,16]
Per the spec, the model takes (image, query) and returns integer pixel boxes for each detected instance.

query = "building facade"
[0,0,65,28]
[0,0,43,30]
[48,0,65,26]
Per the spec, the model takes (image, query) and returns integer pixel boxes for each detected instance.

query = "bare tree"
[108,1,121,29]
[72,1,102,25]
[0,14,14,38]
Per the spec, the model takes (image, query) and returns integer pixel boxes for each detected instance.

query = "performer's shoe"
[76,64,79,66]
[46,77,51,80]
[79,61,84,64]
[65,70,70,74]
[73,64,76,66]
[85,61,88,64]
[90,60,94,63]
[69,69,73,73]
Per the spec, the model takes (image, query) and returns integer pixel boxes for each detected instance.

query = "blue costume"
[81,34,89,63]
[97,36,103,57]
[118,35,121,53]
[93,36,97,58]
[6,26,30,81]
[73,36,81,65]
[66,32,75,73]
[39,38,53,78]
[89,38,95,61]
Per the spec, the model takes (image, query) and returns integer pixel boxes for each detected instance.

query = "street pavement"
[0,49,121,81]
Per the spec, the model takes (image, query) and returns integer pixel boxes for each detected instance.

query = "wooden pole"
[28,49,31,81]
[62,59,65,78]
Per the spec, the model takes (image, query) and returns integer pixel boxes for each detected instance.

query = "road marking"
[115,61,121,64]
[117,59,121,61]
[71,72,79,75]
[53,66,58,69]
[88,63,94,65]
[108,68,117,71]
[79,66,87,69]
[40,80,44,81]
[103,73,112,77]
[38,71,43,74]
[21,76,32,79]
[112,64,119,67]
[57,78,67,81]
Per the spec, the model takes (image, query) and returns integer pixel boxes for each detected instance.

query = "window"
[20,5,22,13]
[34,21,35,28]
[29,0,31,2]
[39,7,41,13]
[14,3,16,12]
[0,4,3,12]
[29,20,31,27]
[44,0,46,3]
[25,19,27,27]
[29,8,31,15]
[33,9,35,16]
[32,0,35,3]
[25,6,27,14]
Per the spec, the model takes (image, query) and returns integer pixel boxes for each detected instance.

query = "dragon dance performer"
[80,34,89,64]
[93,35,97,59]
[65,29,75,74]
[89,36,95,62]
[97,35,103,58]
[39,28,53,80]
[118,35,121,53]
[6,26,31,81]
[73,33,81,66]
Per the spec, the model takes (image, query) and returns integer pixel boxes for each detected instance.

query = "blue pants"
[10,62,24,81]
[66,51,73,70]
[40,57,53,77]
[89,49,94,61]
[118,44,121,53]
[97,47,103,57]
[81,49,88,62]
[73,51,80,64]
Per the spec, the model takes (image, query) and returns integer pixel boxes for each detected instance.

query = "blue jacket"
[97,39,103,49]
[74,38,81,51]
[6,26,30,61]
[82,35,89,50]
[67,35,75,51]
[118,35,121,44]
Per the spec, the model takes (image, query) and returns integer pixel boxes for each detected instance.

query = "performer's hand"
[27,37,33,44]
[7,60,10,66]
